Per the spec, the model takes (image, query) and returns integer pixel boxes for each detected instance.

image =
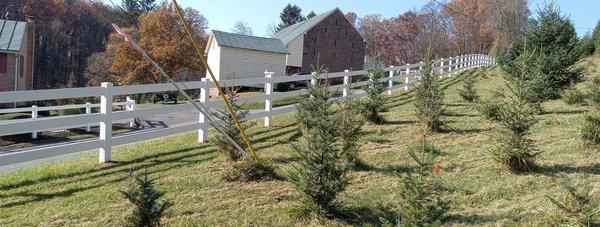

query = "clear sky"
[106,0,600,37]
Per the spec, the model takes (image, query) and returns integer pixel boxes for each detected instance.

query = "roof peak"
[274,8,341,45]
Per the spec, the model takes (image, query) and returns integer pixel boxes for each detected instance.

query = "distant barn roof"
[275,8,339,45]
[211,30,289,54]
[0,19,27,53]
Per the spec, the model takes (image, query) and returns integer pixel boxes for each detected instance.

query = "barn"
[275,8,366,75]
[204,30,289,82]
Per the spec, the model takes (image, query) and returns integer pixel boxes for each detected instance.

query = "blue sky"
[107,0,600,37]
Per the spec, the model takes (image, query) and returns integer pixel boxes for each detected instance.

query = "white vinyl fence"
[0,54,495,166]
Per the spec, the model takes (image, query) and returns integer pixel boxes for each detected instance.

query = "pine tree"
[413,51,445,132]
[306,11,317,19]
[121,169,171,227]
[362,65,388,124]
[288,80,352,217]
[491,97,539,172]
[212,87,249,162]
[458,77,479,102]
[338,83,365,166]
[395,137,449,226]
[276,4,306,32]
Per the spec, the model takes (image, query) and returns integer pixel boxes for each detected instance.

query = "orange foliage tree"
[110,4,208,85]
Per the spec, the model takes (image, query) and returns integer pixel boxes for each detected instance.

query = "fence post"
[439,58,445,77]
[387,66,394,95]
[198,78,209,143]
[343,69,350,97]
[418,61,423,80]
[310,72,317,98]
[126,96,135,128]
[85,102,92,132]
[264,71,274,127]
[31,105,38,139]
[99,82,113,163]
[405,64,410,91]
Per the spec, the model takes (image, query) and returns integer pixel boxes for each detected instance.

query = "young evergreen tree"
[395,137,449,226]
[458,77,479,102]
[213,88,276,181]
[523,3,583,93]
[362,65,389,124]
[288,79,352,217]
[212,88,249,162]
[491,97,539,172]
[503,49,552,113]
[413,51,445,132]
[338,84,365,166]
[121,169,171,227]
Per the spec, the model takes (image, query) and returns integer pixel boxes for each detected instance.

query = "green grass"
[0,59,599,225]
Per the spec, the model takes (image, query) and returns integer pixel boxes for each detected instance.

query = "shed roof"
[211,30,289,54]
[274,8,339,45]
[0,19,27,53]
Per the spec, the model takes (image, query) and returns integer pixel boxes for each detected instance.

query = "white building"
[204,30,289,82]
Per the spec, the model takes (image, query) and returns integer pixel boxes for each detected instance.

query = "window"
[0,53,7,74]
[20,56,24,78]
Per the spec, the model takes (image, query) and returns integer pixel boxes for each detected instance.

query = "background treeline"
[1,0,598,89]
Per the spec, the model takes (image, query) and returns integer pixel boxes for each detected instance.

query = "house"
[0,18,35,95]
[204,30,289,82]
[275,8,366,75]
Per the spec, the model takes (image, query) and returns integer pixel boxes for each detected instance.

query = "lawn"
[0,58,598,226]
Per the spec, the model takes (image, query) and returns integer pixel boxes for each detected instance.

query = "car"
[276,72,311,91]
[150,91,179,104]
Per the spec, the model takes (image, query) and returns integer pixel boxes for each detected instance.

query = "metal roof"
[274,8,339,45]
[211,30,289,54]
[0,19,27,53]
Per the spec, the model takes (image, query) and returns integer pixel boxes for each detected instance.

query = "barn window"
[333,52,336,58]
[20,56,24,77]
[324,26,327,32]
[334,40,337,46]
[0,53,7,74]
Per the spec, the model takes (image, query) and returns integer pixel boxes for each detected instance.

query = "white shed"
[204,30,289,83]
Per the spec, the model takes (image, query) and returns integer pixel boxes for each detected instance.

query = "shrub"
[547,179,600,226]
[458,77,479,102]
[362,66,388,124]
[414,51,446,132]
[288,79,352,217]
[580,110,600,145]
[491,99,539,172]
[121,169,171,227]
[476,98,503,122]
[562,87,586,105]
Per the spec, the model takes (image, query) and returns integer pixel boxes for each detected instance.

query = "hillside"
[0,59,598,225]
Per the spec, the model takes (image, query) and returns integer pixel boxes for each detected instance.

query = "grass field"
[0,57,598,226]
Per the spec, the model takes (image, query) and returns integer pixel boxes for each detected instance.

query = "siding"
[219,46,286,80]
[285,35,303,67]
[0,54,15,92]
[206,38,221,80]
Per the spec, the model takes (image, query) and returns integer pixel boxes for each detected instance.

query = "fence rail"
[0,54,495,166]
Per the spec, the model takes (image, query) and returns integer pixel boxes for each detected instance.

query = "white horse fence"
[0,54,495,166]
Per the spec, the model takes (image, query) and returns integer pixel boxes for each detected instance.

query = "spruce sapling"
[288,78,352,217]
[362,65,389,124]
[458,77,479,102]
[121,169,171,227]
[414,50,446,132]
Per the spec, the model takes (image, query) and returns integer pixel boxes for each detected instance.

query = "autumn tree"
[110,3,208,84]
[276,4,305,32]
[345,12,357,26]
[231,21,253,36]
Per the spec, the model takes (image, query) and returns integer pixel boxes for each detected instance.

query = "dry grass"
[0,58,599,225]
